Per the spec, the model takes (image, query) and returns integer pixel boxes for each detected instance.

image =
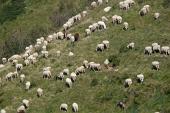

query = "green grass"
[0,0,170,113]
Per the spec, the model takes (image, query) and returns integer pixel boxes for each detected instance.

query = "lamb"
[0,109,6,113]
[152,61,160,70]
[96,44,105,51]
[60,103,68,112]
[83,60,89,68]
[41,50,49,58]
[72,103,78,112]
[75,66,85,75]
[22,53,29,60]
[98,21,107,30]
[137,74,144,83]
[102,40,109,49]
[63,68,69,75]
[6,72,13,81]
[101,16,108,22]
[22,99,29,108]
[85,29,91,36]
[123,22,129,30]
[161,46,170,55]
[154,13,160,20]
[43,70,52,79]
[70,72,77,82]
[66,78,72,88]
[16,64,23,71]
[124,78,132,87]
[20,74,25,83]
[144,46,152,55]
[37,88,43,97]
[127,42,135,49]
[2,58,7,64]
[91,1,97,8]
[25,81,31,90]
[104,6,111,12]
[17,105,26,113]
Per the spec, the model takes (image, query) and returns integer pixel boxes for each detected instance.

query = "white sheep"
[43,70,52,79]
[63,68,69,75]
[69,52,74,57]
[96,44,105,51]
[24,59,29,66]
[117,16,122,24]
[97,0,103,5]
[70,72,77,82]
[20,74,25,83]
[144,46,152,55]
[139,7,147,16]
[72,103,78,112]
[60,103,68,112]
[0,109,6,113]
[2,58,7,64]
[144,5,150,13]
[42,45,46,51]
[104,59,109,68]
[41,50,49,58]
[123,22,129,30]
[124,78,132,87]
[137,74,144,83]
[152,61,160,70]
[161,46,170,55]
[22,99,29,108]
[66,78,72,88]
[119,1,129,10]
[6,72,13,81]
[58,72,64,80]
[75,66,85,75]
[85,29,91,36]
[70,36,75,43]
[91,1,97,8]
[154,13,160,20]
[83,60,89,68]
[98,21,107,30]
[89,62,101,71]
[104,6,111,12]
[102,40,109,49]
[37,88,43,97]
[57,32,64,40]
[127,42,135,49]
[25,81,31,90]
[17,105,26,113]
[152,44,161,53]
[82,11,87,17]
[101,16,108,22]
[16,64,23,71]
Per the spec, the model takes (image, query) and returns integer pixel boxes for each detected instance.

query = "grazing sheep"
[57,72,65,80]
[112,15,122,24]
[89,63,101,71]
[102,40,109,49]
[161,46,170,55]
[154,13,160,20]
[2,58,7,64]
[20,74,25,83]
[24,59,30,66]
[66,78,72,88]
[70,36,75,43]
[104,6,111,12]
[85,29,91,36]
[16,64,23,71]
[0,109,6,113]
[22,53,29,60]
[124,78,132,87]
[83,60,89,68]
[119,1,129,10]
[75,66,85,75]
[63,68,69,75]
[117,101,125,109]
[43,70,52,79]
[72,103,78,112]
[152,61,160,70]
[82,11,87,17]
[60,103,68,112]
[57,32,64,40]
[123,22,129,30]
[12,71,18,78]
[117,16,122,24]
[57,51,61,57]
[91,1,97,8]
[6,72,13,81]
[22,99,29,108]
[144,5,150,13]
[69,52,74,57]
[104,59,109,68]
[17,105,26,113]
[137,74,144,83]
[37,88,43,97]
[70,72,77,82]
[144,46,152,55]
[152,44,161,53]
[25,81,31,90]
[98,21,107,30]
[101,16,108,22]
[127,42,135,49]
[96,44,105,51]
[139,7,147,16]
[41,51,49,58]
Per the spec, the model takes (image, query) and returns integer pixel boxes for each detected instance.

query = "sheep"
[72,103,78,112]
[24,59,29,66]
[112,15,122,24]
[16,64,23,71]
[139,7,147,16]
[60,103,68,112]
[91,1,97,8]
[20,74,25,83]
[117,101,125,109]
[104,59,110,68]
[0,109,6,113]
[89,63,101,71]
[70,36,75,43]
[8,54,21,62]
[154,13,160,20]
[63,68,69,75]
[152,61,160,70]
[119,1,129,10]
[112,15,118,24]
[42,45,46,51]
[75,66,85,75]
[117,16,122,24]
[43,70,52,79]
[85,29,91,36]
[96,44,105,51]
[104,6,111,12]
[102,40,109,49]
[69,52,74,57]
[144,5,150,13]
[152,44,161,53]
[144,46,152,55]
[57,50,61,57]
[2,58,7,64]
[92,23,99,31]
[22,99,29,108]
[6,72,13,81]
[82,11,87,17]
[57,72,65,80]
[25,81,31,90]
[97,0,103,5]
[161,46,170,55]
[57,32,64,40]
[123,22,129,30]
[17,105,26,113]
[66,78,72,88]
[12,60,18,66]
[12,71,18,79]
[127,42,135,49]
[83,60,89,68]
[101,16,108,22]
[37,88,43,97]
[70,72,77,82]
[98,21,107,30]
[41,50,49,58]
[124,78,132,87]
[137,74,144,83]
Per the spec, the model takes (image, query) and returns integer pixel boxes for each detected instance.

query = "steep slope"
[0,0,170,113]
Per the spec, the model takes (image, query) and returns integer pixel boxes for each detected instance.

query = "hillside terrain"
[0,0,170,113]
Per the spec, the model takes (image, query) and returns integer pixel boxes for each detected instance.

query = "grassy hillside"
[0,0,170,113]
